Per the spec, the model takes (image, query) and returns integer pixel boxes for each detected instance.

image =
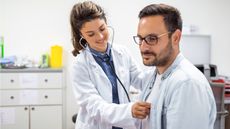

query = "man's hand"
[131,101,151,119]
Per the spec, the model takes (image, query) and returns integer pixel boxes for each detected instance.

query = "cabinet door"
[39,73,63,88]
[30,105,62,129]
[0,106,29,129]
[0,73,19,89]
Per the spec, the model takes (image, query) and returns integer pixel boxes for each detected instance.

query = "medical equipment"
[0,36,4,58]
[195,64,217,79]
[79,26,131,102]
[50,45,63,68]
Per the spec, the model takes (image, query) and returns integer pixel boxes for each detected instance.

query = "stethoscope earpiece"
[79,36,87,49]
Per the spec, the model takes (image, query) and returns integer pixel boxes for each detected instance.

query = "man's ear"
[171,29,182,46]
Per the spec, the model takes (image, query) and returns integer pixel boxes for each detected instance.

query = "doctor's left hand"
[131,101,151,119]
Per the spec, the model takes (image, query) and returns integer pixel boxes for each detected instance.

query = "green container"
[0,36,4,58]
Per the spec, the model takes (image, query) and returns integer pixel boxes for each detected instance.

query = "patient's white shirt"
[142,73,162,129]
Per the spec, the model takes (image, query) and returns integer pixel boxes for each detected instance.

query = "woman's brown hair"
[70,1,106,56]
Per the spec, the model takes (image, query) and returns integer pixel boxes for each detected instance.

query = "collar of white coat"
[85,44,124,67]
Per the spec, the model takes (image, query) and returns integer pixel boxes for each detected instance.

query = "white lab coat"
[72,45,152,129]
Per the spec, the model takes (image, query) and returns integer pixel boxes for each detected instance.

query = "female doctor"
[70,1,151,129]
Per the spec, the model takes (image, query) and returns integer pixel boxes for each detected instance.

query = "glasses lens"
[145,35,157,45]
[133,36,141,44]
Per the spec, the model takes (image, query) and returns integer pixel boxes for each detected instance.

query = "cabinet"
[0,68,65,129]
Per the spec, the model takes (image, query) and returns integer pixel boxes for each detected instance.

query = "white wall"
[1,0,230,129]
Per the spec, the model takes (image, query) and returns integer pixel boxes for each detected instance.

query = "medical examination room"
[0,0,230,129]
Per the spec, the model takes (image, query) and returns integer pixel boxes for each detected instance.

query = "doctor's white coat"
[72,45,152,129]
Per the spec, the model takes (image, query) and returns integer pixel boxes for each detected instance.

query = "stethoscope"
[79,26,131,102]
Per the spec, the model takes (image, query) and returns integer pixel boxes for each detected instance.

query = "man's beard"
[142,40,173,67]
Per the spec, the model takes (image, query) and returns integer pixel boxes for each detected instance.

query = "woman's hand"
[131,101,151,119]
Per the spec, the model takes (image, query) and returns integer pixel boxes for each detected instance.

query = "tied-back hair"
[70,1,106,56]
[138,4,182,34]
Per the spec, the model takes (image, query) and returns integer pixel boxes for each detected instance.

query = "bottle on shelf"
[0,36,4,58]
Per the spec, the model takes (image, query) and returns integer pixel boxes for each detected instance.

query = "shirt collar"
[154,53,184,80]
[89,43,112,61]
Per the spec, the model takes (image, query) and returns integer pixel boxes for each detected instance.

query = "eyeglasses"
[133,32,171,46]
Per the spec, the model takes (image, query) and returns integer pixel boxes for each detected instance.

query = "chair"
[210,82,229,129]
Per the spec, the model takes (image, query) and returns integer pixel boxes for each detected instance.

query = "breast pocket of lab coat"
[118,67,129,84]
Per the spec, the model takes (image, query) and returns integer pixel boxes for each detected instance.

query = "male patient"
[133,3,216,129]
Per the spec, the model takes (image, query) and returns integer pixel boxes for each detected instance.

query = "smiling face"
[80,18,109,52]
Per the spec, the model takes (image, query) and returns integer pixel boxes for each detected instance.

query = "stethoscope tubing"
[78,26,131,102]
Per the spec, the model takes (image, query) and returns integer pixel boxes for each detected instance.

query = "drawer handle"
[44,79,48,83]
[24,107,28,110]
[10,96,14,99]
[31,107,35,110]
[44,95,48,99]
[10,79,14,83]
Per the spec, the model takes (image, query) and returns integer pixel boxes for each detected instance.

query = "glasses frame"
[133,32,171,46]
